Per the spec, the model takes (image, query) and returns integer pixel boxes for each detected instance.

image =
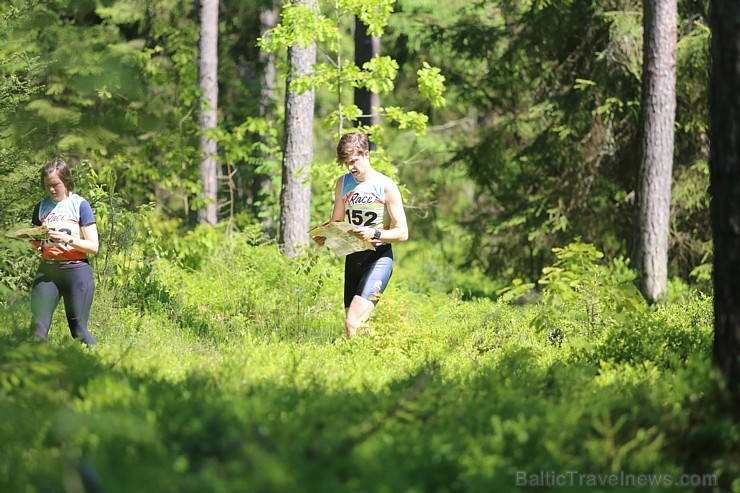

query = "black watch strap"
[373,229,382,240]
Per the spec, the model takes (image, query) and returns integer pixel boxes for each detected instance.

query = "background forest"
[0,0,713,293]
[2,1,737,492]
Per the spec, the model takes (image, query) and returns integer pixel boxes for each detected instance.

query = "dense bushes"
[0,231,737,493]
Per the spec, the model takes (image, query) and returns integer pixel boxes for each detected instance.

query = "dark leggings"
[31,262,96,346]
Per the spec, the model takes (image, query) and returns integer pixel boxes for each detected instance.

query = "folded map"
[308,221,375,257]
[4,225,49,240]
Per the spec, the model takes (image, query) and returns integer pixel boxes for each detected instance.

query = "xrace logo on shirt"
[43,211,74,224]
[346,192,378,207]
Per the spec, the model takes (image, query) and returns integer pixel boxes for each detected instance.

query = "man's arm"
[379,180,408,243]
[348,179,408,243]
[330,176,346,222]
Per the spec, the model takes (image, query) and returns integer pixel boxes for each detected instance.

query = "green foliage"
[0,158,40,299]
[536,241,642,312]
[401,0,711,285]
[0,20,725,493]
[395,240,504,299]
[0,245,736,492]
[260,0,445,135]
[0,0,211,221]
[671,10,711,287]
[416,61,446,109]
[210,116,283,227]
[0,3,45,299]
[591,293,713,368]
[119,230,342,343]
[259,1,337,51]
[671,160,711,286]
[0,0,714,294]
[498,241,648,363]
[500,240,643,306]
[0,234,38,301]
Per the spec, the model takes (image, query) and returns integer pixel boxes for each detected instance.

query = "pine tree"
[277,0,317,257]
[709,0,740,396]
[634,0,677,303]
[198,0,220,225]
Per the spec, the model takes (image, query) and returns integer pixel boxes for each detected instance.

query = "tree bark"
[198,0,219,225]
[709,0,740,396]
[354,18,380,133]
[257,2,278,237]
[278,0,316,257]
[634,0,677,303]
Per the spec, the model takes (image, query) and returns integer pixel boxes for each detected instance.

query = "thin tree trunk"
[278,0,316,257]
[709,0,740,397]
[634,0,677,302]
[198,0,219,225]
[354,18,380,132]
[257,1,278,237]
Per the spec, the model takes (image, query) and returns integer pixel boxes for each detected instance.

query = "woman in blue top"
[29,158,99,346]
[314,132,409,337]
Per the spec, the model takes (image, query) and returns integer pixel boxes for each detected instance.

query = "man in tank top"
[314,132,409,337]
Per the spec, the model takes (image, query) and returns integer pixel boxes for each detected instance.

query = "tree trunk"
[278,0,316,257]
[354,18,380,132]
[634,0,677,303]
[709,0,740,396]
[198,0,219,225]
[257,1,278,237]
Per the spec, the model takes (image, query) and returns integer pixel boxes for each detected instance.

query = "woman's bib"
[34,194,94,261]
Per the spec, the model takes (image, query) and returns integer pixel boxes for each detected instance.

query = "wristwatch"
[373,229,382,240]
[67,237,74,246]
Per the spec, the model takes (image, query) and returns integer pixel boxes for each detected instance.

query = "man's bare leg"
[345,295,376,338]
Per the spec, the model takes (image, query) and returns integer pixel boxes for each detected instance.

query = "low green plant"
[0,237,736,493]
[498,241,648,357]
[0,158,41,301]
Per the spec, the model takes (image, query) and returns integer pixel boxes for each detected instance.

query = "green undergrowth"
[0,234,737,493]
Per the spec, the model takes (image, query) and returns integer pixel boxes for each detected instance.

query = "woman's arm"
[48,223,99,255]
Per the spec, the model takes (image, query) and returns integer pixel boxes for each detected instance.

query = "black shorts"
[344,244,393,307]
